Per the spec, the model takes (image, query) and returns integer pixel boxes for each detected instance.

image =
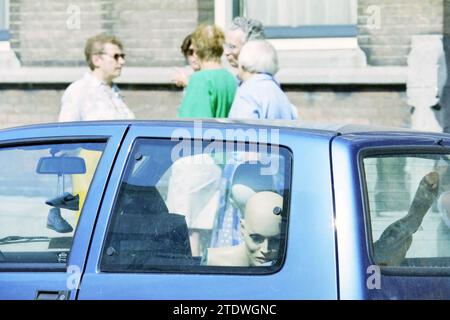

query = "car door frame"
[332,132,450,299]
[0,123,129,300]
[79,121,339,300]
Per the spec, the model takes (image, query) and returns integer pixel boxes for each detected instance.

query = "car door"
[78,122,338,299]
[333,133,450,299]
[0,123,128,300]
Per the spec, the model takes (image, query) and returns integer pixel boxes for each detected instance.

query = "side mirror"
[36,156,86,175]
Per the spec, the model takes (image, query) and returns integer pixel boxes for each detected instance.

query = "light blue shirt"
[228,73,298,120]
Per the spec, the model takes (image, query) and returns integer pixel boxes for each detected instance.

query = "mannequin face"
[241,191,283,266]
[241,218,281,266]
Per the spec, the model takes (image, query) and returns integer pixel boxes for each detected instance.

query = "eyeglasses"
[99,52,126,61]
[224,43,238,51]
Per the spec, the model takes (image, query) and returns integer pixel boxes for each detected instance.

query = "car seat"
[102,182,193,271]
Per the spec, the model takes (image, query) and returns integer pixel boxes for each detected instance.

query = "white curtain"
[243,0,357,27]
[0,0,6,30]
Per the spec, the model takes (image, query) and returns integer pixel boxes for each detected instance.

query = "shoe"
[45,192,79,211]
[46,208,73,233]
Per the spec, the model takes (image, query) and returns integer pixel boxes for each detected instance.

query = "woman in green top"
[177,25,237,118]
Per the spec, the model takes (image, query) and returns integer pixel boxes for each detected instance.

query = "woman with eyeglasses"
[171,33,201,89]
[177,25,237,118]
[224,17,265,71]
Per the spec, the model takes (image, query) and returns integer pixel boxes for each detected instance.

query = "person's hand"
[171,68,189,88]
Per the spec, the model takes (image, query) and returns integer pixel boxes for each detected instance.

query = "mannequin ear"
[240,219,246,238]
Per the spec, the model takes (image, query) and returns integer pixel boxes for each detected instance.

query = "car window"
[0,142,105,268]
[363,153,450,269]
[101,139,291,274]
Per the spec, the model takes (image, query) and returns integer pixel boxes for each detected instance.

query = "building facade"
[0,0,449,130]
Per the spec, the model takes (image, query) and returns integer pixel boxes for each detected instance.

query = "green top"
[177,69,237,118]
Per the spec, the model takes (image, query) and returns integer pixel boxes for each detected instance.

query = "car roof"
[0,119,445,137]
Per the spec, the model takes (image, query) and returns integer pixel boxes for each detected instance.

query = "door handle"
[35,290,69,300]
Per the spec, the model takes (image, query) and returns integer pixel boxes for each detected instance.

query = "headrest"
[116,183,168,215]
[231,184,256,209]
[231,161,276,193]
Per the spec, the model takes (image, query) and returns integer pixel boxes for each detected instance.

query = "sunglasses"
[99,52,126,61]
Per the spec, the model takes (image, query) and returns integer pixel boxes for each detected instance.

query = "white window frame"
[214,0,358,51]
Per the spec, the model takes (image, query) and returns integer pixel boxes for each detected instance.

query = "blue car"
[0,120,449,300]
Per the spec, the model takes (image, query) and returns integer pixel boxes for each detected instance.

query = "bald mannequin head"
[205,190,284,267]
[240,191,283,266]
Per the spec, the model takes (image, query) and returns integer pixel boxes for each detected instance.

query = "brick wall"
[285,86,409,127]
[358,0,444,66]
[112,0,199,67]
[0,85,182,128]
[10,0,446,68]
[9,0,215,67]
[0,85,410,130]
[198,0,214,25]
[0,87,61,128]
[10,0,104,66]
[2,0,412,131]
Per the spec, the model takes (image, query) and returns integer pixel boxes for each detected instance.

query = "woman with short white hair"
[228,40,298,120]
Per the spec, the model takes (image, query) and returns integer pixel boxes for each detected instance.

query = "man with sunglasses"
[58,33,134,121]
